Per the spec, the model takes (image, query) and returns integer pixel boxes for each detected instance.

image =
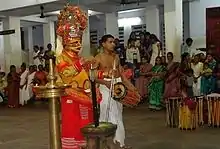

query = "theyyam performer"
[93,34,141,149]
[55,4,101,149]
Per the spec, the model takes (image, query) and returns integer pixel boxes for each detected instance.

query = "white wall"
[89,14,106,41]
[0,22,4,70]
[32,25,44,47]
[118,9,145,45]
[189,0,220,48]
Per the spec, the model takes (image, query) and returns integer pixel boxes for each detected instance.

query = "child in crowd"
[186,69,194,97]
[201,62,214,95]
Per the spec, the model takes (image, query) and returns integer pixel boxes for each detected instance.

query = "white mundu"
[19,70,29,105]
[99,77,125,147]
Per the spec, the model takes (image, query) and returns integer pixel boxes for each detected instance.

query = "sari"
[148,65,166,110]
[164,62,181,98]
[135,63,152,98]
[7,72,20,108]
[201,60,216,95]
[34,71,47,85]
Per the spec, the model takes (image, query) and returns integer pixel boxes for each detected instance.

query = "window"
[90,30,98,46]
[131,24,146,39]
[118,27,124,45]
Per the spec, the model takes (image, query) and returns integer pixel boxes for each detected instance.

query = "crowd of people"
[93,31,220,111]
[0,43,55,107]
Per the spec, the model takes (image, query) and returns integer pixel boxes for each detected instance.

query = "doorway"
[206,7,220,61]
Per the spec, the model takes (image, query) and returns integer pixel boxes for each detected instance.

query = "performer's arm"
[56,55,81,77]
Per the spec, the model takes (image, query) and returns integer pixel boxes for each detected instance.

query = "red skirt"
[61,96,93,149]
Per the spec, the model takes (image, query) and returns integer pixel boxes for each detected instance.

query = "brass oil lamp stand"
[34,59,70,149]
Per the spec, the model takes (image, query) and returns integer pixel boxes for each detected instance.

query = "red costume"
[56,4,101,149]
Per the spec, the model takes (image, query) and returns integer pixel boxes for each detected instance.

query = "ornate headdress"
[56,4,87,45]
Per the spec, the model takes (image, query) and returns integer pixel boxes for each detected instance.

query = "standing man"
[181,38,194,56]
[33,45,41,66]
[44,43,55,71]
[94,34,131,148]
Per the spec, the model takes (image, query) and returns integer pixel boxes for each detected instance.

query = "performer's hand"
[80,56,95,66]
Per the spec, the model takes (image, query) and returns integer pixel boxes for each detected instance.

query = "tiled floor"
[0,104,220,149]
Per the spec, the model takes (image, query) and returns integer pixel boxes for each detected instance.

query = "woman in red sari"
[34,64,47,86]
[164,52,182,99]
[7,65,20,108]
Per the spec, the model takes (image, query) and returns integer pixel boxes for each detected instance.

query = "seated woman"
[148,56,166,110]
[33,64,48,86]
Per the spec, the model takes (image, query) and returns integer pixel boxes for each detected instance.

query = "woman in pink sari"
[135,57,152,99]
[164,52,182,98]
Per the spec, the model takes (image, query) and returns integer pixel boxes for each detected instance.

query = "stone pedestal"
[81,122,117,149]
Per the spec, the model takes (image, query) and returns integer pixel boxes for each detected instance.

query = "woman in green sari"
[148,56,166,110]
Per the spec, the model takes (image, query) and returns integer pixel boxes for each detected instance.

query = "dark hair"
[186,68,193,74]
[186,38,193,43]
[29,65,34,69]
[150,34,159,41]
[101,34,114,43]
[181,52,189,62]
[38,64,43,69]
[203,62,209,66]
[167,52,174,59]
[145,32,151,36]
[156,56,162,62]
[129,31,136,40]
[21,63,26,68]
[139,31,144,36]
[34,45,39,49]
[10,65,16,71]
[206,52,212,57]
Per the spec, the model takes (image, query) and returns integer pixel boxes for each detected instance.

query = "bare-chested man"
[94,34,130,149]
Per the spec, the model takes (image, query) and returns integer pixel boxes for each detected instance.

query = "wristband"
[97,71,104,79]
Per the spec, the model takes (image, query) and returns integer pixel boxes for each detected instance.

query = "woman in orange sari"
[34,64,47,86]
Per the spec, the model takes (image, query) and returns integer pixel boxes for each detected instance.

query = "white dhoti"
[99,77,125,147]
[19,70,29,105]
[193,77,201,96]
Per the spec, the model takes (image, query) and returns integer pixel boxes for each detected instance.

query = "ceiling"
[0,0,196,17]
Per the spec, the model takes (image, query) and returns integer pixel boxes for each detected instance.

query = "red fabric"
[74,60,83,72]
[97,71,104,79]
[123,69,133,80]
[61,96,93,149]
[7,72,20,107]
[35,71,47,85]
[57,62,70,72]
[183,97,196,111]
